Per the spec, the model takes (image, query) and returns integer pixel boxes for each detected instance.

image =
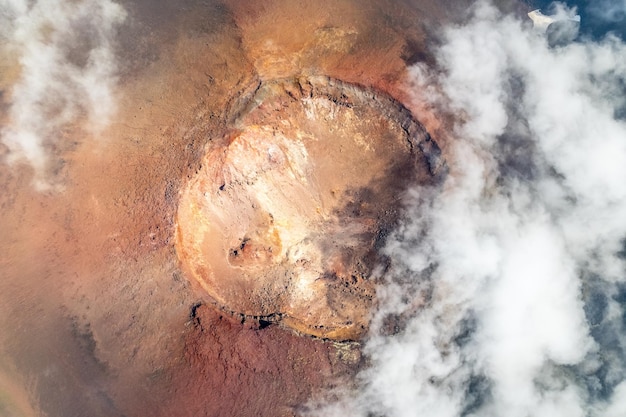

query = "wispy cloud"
[0,0,126,188]
[587,0,626,23]
[311,1,626,416]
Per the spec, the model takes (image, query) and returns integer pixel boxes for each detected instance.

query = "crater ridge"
[175,76,443,340]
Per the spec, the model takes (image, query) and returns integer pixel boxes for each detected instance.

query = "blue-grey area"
[532,0,626,39]
[526,0,626,406]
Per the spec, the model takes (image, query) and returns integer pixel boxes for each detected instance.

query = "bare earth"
[0,1,524,416]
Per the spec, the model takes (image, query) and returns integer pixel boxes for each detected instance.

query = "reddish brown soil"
[158,304,360,417]
[0,1,525,416]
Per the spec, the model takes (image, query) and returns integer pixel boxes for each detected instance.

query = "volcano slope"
[0,0,534,416]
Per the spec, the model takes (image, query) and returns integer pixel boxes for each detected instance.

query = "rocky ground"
[0,1,526,416]
[176,75,444,341]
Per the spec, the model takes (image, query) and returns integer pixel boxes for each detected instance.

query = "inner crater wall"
[175,76,444,340]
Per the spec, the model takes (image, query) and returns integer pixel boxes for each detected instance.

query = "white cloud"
[311,1,626,416]
[588,0,626,23]
[0,0,126,188]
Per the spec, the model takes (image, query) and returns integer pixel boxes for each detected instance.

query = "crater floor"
[176,76,442,340]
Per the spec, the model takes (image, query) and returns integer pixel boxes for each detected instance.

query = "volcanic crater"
[176,75,444,340]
